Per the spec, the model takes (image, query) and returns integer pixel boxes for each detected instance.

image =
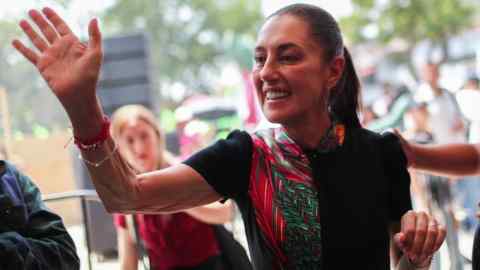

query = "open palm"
[12,8,102,106]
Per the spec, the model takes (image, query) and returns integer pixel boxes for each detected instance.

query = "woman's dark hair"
[268,4,361,128]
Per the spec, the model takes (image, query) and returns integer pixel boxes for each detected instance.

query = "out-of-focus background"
[1,0,480,269]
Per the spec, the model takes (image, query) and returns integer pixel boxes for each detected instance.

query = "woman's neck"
[283,113,332,149]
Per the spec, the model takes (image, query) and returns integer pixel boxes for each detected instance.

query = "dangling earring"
[327,94,338,122]
[326,87,334,114]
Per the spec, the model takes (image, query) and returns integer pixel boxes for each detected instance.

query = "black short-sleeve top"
[184,126,412,270]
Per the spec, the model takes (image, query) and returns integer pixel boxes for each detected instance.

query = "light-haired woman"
[111,104,235,270]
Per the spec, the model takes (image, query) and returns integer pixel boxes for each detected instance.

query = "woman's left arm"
[390,211,446,270]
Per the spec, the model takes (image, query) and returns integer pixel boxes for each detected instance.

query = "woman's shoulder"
[183,129,254,199]
[351,127,407,167]
[226,129,251,140]
[349,127,405,160]
[191,129,253,157]
[217,129,253,151]
[349,127,399,145]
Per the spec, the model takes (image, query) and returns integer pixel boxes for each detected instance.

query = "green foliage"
[340,0,478,59]
[159,109,176,133]
[102,0,262,90]
[50,0,73,8]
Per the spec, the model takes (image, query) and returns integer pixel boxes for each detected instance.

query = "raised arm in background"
[396,130,480,177]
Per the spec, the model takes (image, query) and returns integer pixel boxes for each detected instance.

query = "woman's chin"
[264,111,292,125]
[134,162,152,173]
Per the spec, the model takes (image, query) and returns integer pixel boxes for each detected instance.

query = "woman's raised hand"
[12,8,102,115]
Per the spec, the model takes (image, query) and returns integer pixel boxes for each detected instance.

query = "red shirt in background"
[114,212,220,270]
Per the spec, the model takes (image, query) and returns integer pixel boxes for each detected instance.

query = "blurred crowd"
[364,62,480,269]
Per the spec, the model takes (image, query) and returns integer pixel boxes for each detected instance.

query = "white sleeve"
[456,90,480,121]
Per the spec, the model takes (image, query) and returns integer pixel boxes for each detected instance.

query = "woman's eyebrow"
[254,42,300,53]
[277,43,300,53]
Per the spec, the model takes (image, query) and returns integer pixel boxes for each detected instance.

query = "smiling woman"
[13,3,446,270]
[252,11,359,142]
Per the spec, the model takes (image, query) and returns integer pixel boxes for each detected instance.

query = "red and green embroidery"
[249,123,345,269]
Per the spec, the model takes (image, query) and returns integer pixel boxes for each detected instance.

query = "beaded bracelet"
[79,142,119,168]
[74,116,111,151]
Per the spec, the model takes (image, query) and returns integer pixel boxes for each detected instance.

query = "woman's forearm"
[80,137,141,212]
[82,139,222,214]
[410,143,480,177]
[69,96,141,212]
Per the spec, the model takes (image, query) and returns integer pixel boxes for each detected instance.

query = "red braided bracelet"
[74,116,111,151]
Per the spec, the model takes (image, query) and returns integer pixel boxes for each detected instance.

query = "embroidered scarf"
[249,122,345,269]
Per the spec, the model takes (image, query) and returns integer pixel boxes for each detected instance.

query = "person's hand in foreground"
[394,211,446,268]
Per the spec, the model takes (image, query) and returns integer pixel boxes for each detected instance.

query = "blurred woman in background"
[111,104,235,270]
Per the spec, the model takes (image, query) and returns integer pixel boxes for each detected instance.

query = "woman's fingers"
[28,9,59,44]
[42,7,73,37]
[88,18,102,51]
[19,19,48,52]
[12,39,38,65]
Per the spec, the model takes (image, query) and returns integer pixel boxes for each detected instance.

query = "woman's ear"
[326,56,345,90]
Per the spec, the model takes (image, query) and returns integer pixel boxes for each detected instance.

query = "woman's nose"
[259,59,280,83]
[132,140,144,154]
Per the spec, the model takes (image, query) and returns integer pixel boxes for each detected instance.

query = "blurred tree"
[102,0,262,98]
[340,0,478,80]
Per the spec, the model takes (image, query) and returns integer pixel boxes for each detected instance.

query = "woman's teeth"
[266,91,290,100]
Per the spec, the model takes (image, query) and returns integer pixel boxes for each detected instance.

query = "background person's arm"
[117,227,139,270]
[405,140,480,177]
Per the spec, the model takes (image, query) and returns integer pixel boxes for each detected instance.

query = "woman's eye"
[254,56,265,65]
[140,133,149,141]
[280,55,298,62]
